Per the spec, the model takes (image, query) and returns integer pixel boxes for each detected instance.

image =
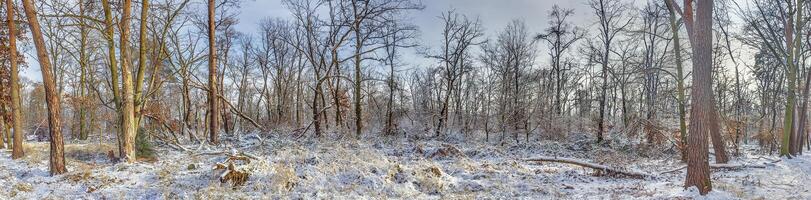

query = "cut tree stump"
[524,156,652,179]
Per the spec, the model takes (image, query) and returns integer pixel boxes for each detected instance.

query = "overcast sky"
[20,0,635,81]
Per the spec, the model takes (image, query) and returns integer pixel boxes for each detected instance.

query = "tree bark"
[0,116,5,149]
[77,0,89,140]
[5,0,25,159]
[780,0,804,158]
[353,0,364,138]
[665,0,687,160]
[207,0,220,144]
[101,0,122,154]
[681,0,714,195]
[119,0,137,163]
[134,0,149,128]
[21,0,67,174]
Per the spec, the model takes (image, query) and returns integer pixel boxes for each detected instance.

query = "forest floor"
[0,131,807,199]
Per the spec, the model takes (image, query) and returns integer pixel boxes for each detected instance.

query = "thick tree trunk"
[207,0,220,144]
[682,0,714,195]
[119,0,137,163]
[782,0,803,157]
[5,0,25,159]
[796,63,811,154]
[21,0,67,174]
[792,0,805,156]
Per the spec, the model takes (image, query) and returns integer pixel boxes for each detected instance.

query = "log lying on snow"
[710,163,767,169]
[659,163,767,174]
[524,156,652,179]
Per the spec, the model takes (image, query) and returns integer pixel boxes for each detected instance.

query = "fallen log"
[659,163,767,174]
[524,156,652,179]
[710,163,767,169]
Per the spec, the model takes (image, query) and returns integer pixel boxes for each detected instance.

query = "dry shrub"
[428,144,465,159]
[724,119,747,155]
[755,127,780,153]
[414,165,445,194]
[540,117,569,140]
[386,164,405,183]
[672,129,685,154]
[270,163,298,192]
[641,119,667,145]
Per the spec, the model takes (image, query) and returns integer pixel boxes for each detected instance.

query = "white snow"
[0,133,808,199]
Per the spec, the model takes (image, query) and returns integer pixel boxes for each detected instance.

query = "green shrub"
[136,128,156,160]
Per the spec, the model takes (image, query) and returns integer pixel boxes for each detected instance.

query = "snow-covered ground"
[0,132,807,199]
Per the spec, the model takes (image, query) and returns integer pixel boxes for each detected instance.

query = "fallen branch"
[143,114,181,144]
[710,163,767,169]
[525,156,652,179]
[221,95,265,132]
[191,83,265,131]
[659,163,768,174]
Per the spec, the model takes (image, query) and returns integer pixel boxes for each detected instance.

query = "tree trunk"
[5,0,25,159]
[119,0,137,163]
[207,0,220,144]
[353,12,363,138]
[77,0,89,140]
[782,0,803,157]
[709,103,729,163]
[385,45,396,135]
[682,0,714,195]
[101,0,122,154]
[0,116,5,149]
[796,61,811,154]
[597,58,608,143]
[21,0,67,174]
[134,0,149,128]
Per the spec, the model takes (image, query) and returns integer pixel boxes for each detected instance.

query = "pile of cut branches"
[213,153,255,188]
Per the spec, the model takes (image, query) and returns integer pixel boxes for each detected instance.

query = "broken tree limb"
[524,156,652,179]
[190,83,265,131]
[220,94,265,132]
[710,163,767,169]
[659,163,768,174]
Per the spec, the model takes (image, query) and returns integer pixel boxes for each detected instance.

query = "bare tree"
[119,0,137,162]
[665,0,689,161]
[588,0,633,143]
[21,0,67,174]
[669,0,716,194]
[4,0,24,158]
[207,0,220,144]
[428,10,484,138]
[537,5,584,117]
